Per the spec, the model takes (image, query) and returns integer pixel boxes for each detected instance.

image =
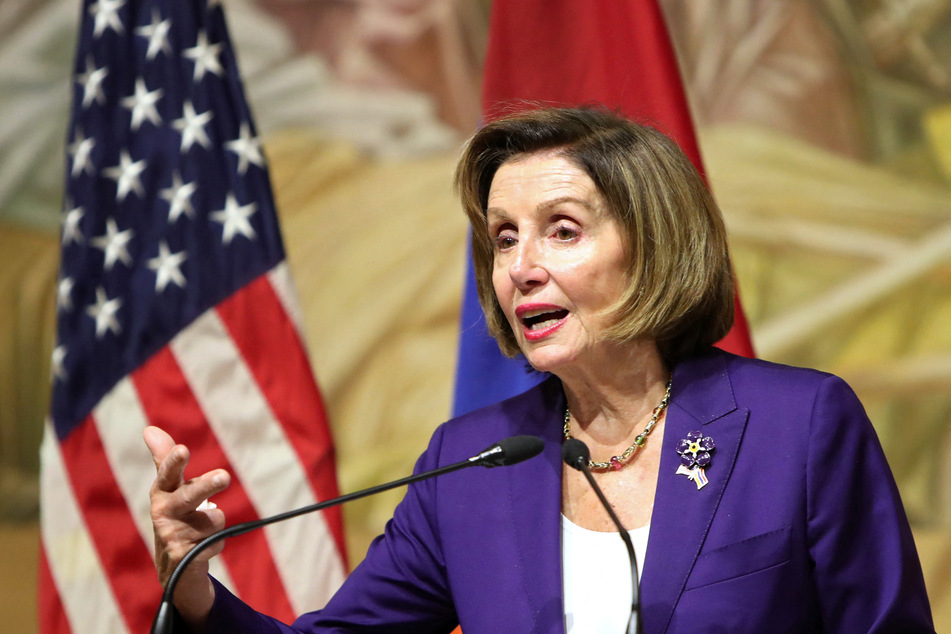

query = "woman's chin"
[519,346,577,375]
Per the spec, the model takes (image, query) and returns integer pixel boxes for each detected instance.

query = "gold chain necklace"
[563,379,671,471]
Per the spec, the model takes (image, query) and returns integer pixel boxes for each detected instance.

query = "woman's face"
[487,151,629,374]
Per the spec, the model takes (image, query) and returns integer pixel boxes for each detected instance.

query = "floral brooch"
[675,431,715,490]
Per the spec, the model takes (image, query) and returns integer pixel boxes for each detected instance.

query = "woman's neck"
[558,339,669,446]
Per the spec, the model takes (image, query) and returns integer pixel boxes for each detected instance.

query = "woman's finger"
[154,505,228,552]
[143,426,176,470]
[153,443,190,494]
[173,469,231,513]
[151,468,231,522]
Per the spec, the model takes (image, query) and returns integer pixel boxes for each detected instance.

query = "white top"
[561,515,649,634]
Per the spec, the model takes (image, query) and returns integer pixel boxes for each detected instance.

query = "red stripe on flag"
[132,345,297,624]
[58,417,161,632]
[215,274,347,564]
[38,543,72,634]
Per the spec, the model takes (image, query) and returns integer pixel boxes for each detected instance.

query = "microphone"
[152,435,544,634]
[562,438,640,634]
[469,434,545,467]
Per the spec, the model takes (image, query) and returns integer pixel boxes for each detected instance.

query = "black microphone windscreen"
[496,435,545,466]
[561,438,590,470]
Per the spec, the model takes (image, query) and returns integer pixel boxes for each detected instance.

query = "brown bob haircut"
[454,105,735,366]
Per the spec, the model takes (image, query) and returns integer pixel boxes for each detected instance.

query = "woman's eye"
[495,234,517,250]
[554,226,578,241]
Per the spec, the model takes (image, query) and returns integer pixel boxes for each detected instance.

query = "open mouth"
[519,308,569,331]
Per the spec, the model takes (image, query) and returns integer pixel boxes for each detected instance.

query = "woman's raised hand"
[144,425,231,629]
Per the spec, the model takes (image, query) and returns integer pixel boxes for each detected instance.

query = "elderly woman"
[146,107,933,633]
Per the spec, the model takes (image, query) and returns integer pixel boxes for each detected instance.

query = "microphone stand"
[151,436,543,634]
[562,439,640,634]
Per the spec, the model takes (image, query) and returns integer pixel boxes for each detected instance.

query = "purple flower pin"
[675,431,715,489]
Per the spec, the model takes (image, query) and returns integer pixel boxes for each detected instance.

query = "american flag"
[39,1,347,631]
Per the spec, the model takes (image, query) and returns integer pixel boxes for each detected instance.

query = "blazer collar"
[640,349,750,632]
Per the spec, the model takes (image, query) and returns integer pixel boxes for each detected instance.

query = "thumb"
[143,425,176,471]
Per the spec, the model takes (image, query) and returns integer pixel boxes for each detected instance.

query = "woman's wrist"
[172,570,216,633]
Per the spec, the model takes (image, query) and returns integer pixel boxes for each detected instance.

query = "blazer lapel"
[640,351,750,633]
[506,378,568,633]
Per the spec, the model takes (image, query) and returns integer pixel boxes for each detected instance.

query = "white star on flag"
[89,0,126,38]
[183,30,224,81]
[211,193,257,243]
[173,100,214,152]
[85,287,123,338]
[121,78,164,131]
[160,171,198,222]
[135,9,172,60]
[77,57,109,108]
[68,127,96,177]
[103,149,147,201]
[57,277,75,313]
[51,346,68,382]
[91,218,135,270]
[147,241,188,291]
[226,122,265,175]
[61,205,85,246]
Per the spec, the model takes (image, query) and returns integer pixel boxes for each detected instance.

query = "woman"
[146,106,933,632]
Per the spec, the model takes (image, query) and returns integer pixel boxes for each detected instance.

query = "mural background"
[2,0,951,630]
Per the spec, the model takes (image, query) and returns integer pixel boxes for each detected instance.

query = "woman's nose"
[509,241,548,289]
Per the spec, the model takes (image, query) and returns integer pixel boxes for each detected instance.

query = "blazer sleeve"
[194,423,459,634]
[806,375,934,632]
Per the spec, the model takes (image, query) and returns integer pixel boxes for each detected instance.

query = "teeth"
[530,317,561,330]
[521,308,553,319]
[521,308,568,329]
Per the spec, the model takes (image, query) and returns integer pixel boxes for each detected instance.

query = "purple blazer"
[201,349,933,633]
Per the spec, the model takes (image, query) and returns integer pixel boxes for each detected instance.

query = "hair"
[454,105,735,366]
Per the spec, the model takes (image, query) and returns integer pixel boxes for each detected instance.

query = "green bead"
[634,434,646,446]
